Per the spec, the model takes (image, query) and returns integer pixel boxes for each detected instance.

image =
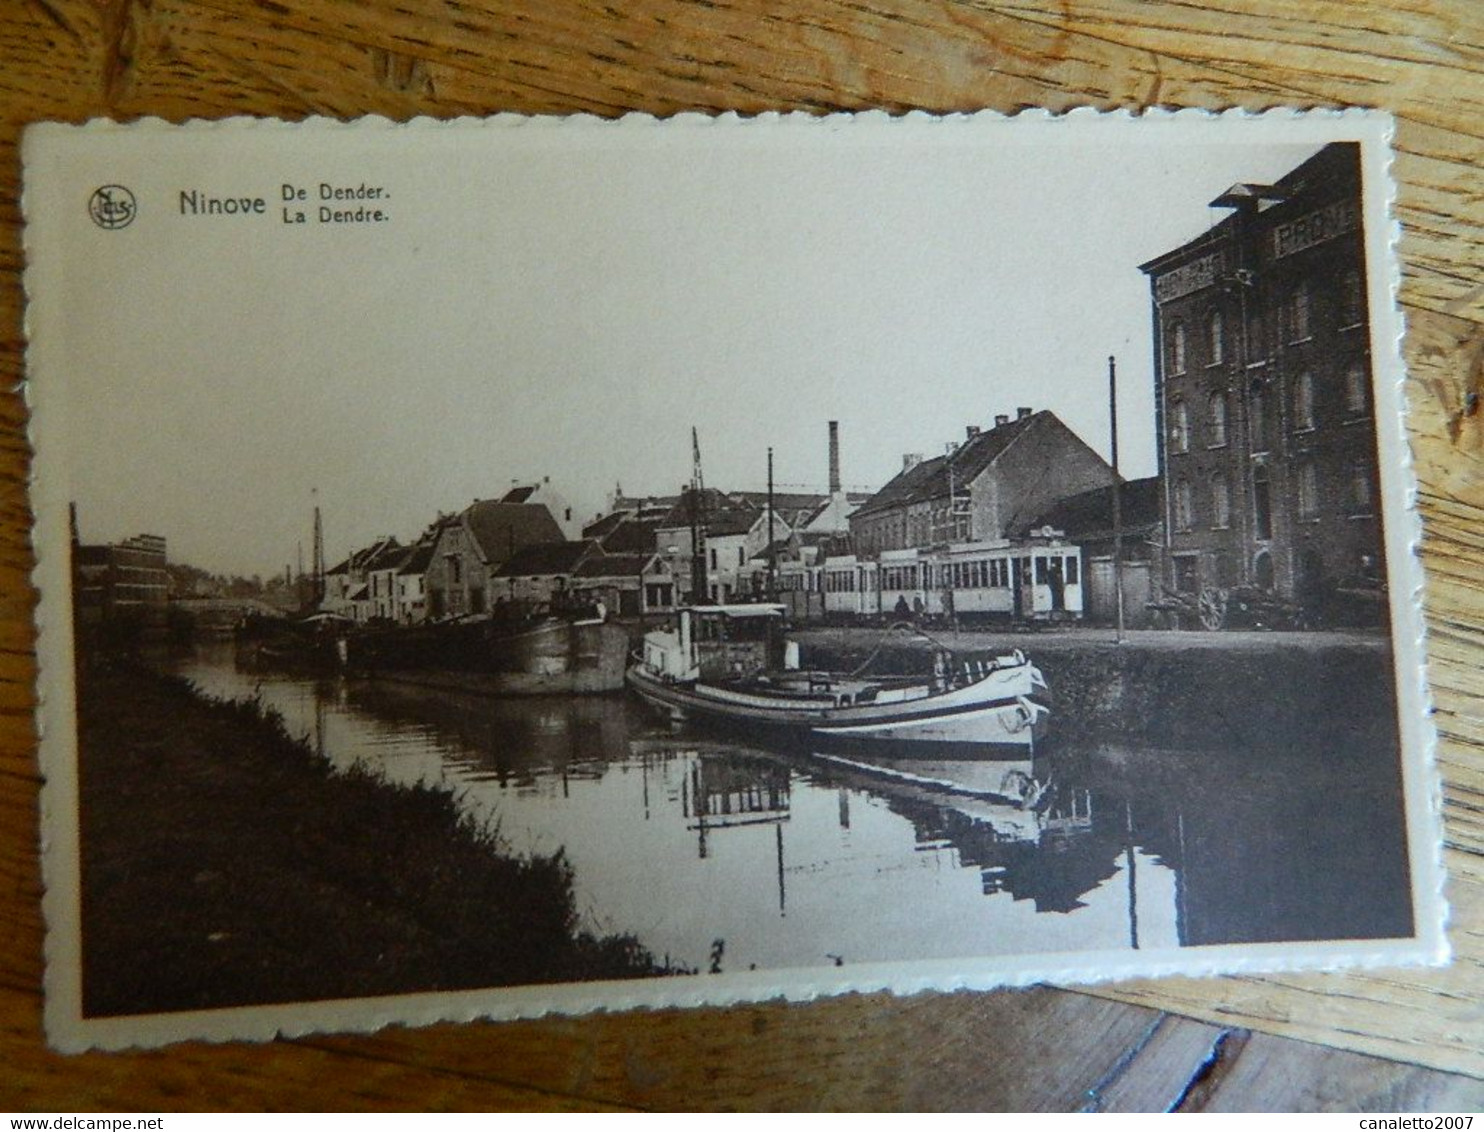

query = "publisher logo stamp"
[88,185,137,230]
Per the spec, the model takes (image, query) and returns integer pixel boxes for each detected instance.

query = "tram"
[807,538,1084,623]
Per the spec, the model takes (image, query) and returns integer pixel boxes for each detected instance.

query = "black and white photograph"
[22,111,1443,1051]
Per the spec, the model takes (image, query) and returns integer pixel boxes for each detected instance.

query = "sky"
[39,117,1326,577]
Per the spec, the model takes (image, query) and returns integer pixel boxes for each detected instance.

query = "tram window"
[1065,556,1079,584]
[1035,556,1049,585]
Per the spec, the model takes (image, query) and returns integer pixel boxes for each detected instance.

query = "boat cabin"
[641,604,794,684]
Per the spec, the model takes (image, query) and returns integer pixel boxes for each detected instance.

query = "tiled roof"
[704,509,761,537]
[583,512,665,554]
[463,501,565,564]
[656,487,741,528]
[573,553,653,579]
[492,540,595,578]
[397,543,436,575]
[500,485,536,504]
[851,413,1046,519]
[581,511,630,541]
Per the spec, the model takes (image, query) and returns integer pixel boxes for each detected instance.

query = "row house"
[321,535,401,623]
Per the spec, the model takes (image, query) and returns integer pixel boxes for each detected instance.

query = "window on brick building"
[1340,267,1365,326]
[1287,281,1312,341]
[1171,398,1189,453]
[1349,460,1375,515]
[1211,474,1231,529]
[1250,383,1268,452]
[1208,391,1228,447]
[1209,309,1225,365]
[1297,462,1320,520]
[1246,309,1264,360]
[1293,370,1315,430]
[1253,465,1273,540]
[1173,477,1193,531]
[1169,321,1187,374]
[1344,358,1370,417]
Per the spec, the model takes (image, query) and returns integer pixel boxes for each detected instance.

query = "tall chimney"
[1017,406,1033,420]
[994,414,1010,427]
[828,420,841,495]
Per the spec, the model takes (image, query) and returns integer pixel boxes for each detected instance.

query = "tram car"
[811,539,1085,624]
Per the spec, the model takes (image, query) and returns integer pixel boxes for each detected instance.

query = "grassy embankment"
[79,664,664,1018]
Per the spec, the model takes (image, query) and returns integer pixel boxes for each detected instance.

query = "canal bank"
[792,627,1398,749]
[77,664,666,1017]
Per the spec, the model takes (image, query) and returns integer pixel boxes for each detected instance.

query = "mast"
[767,446,777,601]
[311,488,325,611]
[689,428,708,604]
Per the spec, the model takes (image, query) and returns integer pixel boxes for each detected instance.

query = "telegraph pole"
[1110,355,1125,643]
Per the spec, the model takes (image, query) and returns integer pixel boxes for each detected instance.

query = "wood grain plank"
[1195,1029,1484,1112]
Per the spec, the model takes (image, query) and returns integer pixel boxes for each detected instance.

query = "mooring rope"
[848,621,958,677]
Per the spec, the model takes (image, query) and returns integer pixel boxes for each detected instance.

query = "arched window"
[1170,398,1189,453]
[1293,370,1315,430]
[1250,384,1268,452]
[1344,358,1369,416]
[1211,473,1231,529]
[1297,461,1320,520]
[1208,391,1228,447]
[1169,321,1187,374]
[1173,477,1194,531]
[1208,309,1225,365]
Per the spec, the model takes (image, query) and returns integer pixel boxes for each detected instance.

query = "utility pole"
[1110,355,1125,644]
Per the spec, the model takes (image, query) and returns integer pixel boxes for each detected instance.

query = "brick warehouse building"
[1139,142,1384,623]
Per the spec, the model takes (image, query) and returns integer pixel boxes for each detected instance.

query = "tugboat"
[626,604,1050,755]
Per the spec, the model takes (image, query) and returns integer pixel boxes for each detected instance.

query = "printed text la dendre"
[178,182,389,225]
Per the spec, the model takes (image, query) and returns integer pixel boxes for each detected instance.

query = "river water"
[173,645,1414,974]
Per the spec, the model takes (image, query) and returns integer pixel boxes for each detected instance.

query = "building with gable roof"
[491,539,600,608]
[423,499,565,620]
[848,409,1113,556]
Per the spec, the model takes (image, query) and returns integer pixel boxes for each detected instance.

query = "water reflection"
[173,646,1412,973]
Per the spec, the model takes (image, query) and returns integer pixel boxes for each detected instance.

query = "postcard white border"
[21,108,1447,1053]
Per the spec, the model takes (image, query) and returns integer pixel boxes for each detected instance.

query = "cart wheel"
[1198,587,1229,631]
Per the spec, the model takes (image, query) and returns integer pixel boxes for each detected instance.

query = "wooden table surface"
[4,0,1484,1112]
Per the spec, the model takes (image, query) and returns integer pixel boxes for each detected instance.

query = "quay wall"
[793,630,1399,751]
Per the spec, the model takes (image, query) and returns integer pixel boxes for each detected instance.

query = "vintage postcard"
[23,110,1445,1051]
